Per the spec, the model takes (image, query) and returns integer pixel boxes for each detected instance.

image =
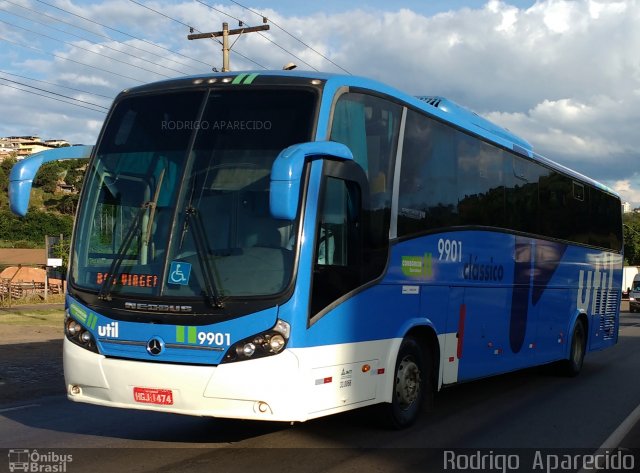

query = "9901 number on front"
[198,331,231,346]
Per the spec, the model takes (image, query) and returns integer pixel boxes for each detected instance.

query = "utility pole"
[188,22,270,72]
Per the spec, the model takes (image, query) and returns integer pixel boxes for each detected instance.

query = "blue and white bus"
[9,71,622,428]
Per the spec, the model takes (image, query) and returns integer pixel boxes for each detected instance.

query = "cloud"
[613,175,640,207]
[2,0,639,206]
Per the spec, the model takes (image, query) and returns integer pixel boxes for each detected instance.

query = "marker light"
[223,319,291,363]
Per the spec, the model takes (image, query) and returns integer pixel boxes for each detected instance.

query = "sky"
[1,0,639,207]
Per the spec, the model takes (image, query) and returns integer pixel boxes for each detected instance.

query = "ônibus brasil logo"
[7,449,72,472]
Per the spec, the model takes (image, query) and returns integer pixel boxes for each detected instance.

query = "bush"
[0,209,73,245]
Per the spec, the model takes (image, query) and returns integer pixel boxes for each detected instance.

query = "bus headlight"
[64,311,99,354]
[239,342,256,358]
[66,319,82,336]
[223,319,290,363]
[269,334,286,352]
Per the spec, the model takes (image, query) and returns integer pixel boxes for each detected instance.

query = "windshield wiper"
[99,168,166,301]
[98,202,153,301]
[183,206,225,309]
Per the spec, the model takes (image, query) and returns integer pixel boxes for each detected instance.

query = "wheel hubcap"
[395,355,421,410]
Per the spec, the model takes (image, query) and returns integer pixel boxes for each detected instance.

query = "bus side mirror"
[9,145,93,217]
[270,141,353,220]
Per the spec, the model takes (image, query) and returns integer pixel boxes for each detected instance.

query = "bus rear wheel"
[381,337,431,429]
[559,319,586,377]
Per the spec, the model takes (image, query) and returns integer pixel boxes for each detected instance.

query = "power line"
[4,0,203,73]
[0,70,114,100]
[0,76,109,110]
[227,0,351,74]
[128,0,267,70]
[129,0,193,30]
[193,0,319,71]
[0,35,145,84]
[0,82,107,114]
[0,18,176,80]
[33,0,214,69]
[0,6,192,76]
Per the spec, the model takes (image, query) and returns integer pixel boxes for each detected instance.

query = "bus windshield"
[70,88,316,303]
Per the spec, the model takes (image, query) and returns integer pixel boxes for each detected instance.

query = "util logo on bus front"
[576,253,615,316]
[98,322,119,338]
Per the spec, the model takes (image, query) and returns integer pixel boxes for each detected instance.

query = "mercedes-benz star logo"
[146,337,165,356]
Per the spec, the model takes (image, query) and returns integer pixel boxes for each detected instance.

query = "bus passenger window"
[397,110,457,236]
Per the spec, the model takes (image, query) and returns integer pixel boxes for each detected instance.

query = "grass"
[0,308,64,327]
[0,294,65,308]
[0,310,64,326]
[0,294,65,327]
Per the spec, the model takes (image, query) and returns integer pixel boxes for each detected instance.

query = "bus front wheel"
[381,337,431,429]
[559,319,587,377]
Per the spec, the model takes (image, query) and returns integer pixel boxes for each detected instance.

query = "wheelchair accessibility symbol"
[168,261,191,286]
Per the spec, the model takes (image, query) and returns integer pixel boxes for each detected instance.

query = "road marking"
[577,402,640,473]
[0,404,40,413]
[599,402,640,449]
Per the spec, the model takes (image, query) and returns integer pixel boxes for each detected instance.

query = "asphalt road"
[1,310,640,473]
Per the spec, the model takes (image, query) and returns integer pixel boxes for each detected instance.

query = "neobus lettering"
[124,302,192,313]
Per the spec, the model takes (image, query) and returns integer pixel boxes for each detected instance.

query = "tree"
[61,159,86,192]
[52,236,71,276]
[623,213,640,265]
[34,162,63,193]
[0,156,17,176]
[0,208,73,244]
[46,194,78,215]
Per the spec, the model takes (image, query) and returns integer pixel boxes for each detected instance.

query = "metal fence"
[0,265,63,307]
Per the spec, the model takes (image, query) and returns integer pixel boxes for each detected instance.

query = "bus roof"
[120,70,619,200]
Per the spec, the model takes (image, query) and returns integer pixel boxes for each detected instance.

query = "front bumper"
[63,337,305,421]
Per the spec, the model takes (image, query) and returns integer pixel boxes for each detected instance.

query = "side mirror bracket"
[270,141,353,220]
[9,145,94,216]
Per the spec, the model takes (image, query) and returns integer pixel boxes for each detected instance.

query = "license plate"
[133,387,174,405]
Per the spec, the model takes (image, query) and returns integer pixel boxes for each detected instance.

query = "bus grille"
[593,289,619,341]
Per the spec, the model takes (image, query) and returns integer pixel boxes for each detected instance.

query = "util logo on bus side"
[576,253,615,316]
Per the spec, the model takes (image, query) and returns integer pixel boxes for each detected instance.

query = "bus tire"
[381,337,430,429]
[559,319,587,377]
